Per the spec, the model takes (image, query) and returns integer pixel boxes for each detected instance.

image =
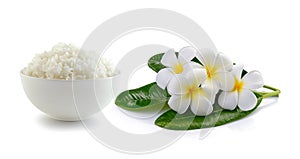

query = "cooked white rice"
[22,43,116,80]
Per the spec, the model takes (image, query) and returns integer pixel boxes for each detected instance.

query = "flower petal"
[238,89,257,111]
[190,61,205,69]
[182,62,204,75]
[218,72,235,91]
[167,75,189,95]
[242,71,264,89]
[186,67,207,86]
[218,91,238,110]
[202,78,220,94]
[156,68,174,89]
[190,94,213,116]
[231,64,244,79]
[201,86,216,104]
[168,94,190,114]
[214,53,233,72]
[178,46,197,64]
[196,48,217,67]
[161,48,178,67]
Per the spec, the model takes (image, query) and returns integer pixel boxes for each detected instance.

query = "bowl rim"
[20,70,121,82]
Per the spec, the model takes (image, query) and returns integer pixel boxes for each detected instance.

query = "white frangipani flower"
[196,48,233,93]
[218,64,264,111]
[167,69,215,116]
[156,47,199,90]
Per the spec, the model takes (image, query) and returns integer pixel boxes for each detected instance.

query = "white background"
[1,0,299,158]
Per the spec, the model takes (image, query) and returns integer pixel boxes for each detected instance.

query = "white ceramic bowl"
[21,72,121,121]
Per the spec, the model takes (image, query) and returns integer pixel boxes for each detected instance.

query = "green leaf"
[155,94,263,130]
[147,52,201,73]
[115,82,170,110]
[148,53,166,73]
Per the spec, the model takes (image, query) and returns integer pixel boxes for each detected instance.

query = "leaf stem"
[258,85,281,98]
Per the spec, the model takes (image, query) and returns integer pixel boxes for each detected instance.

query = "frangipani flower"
[218,64,264,111]
[156,47,200,90]
[196,48,233,93]
[167,69,215,116]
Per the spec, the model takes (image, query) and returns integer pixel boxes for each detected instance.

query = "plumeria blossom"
[196,48,233,93]
[167,69,215,116]
[218,64,264,111]
[156,47,200,90]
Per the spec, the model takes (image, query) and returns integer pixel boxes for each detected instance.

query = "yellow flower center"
[232,78,244,93]
[205,66,217,79]
[185,84,201,99]
[173,63,184,74]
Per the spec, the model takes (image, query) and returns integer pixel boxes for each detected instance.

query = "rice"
[22,43,116,80]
